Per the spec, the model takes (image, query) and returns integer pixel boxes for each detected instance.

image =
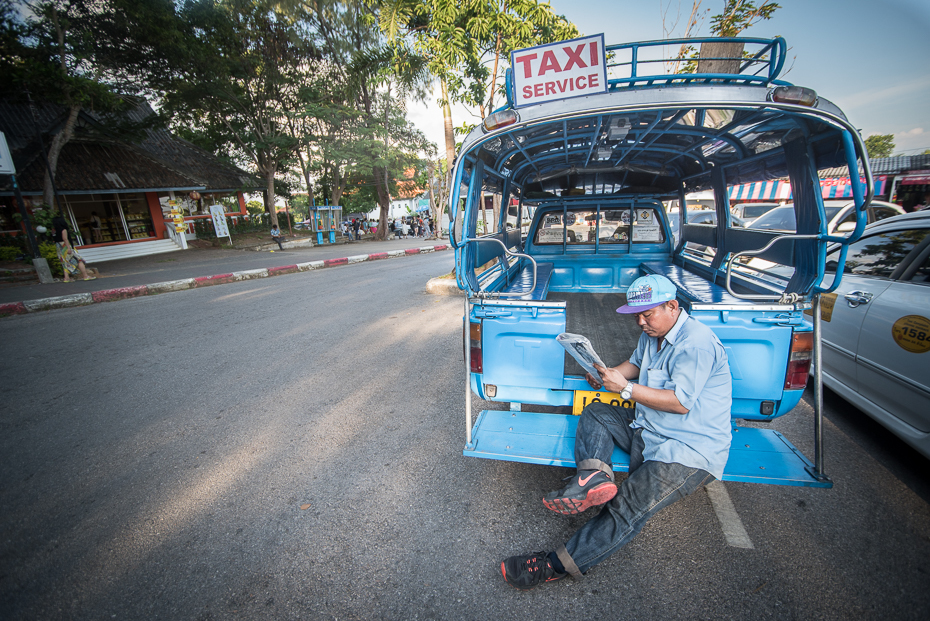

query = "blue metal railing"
[504,37,790,106]
[605,37,788,89]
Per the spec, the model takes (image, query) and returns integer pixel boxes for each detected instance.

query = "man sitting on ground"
[270,224,285,250]
[500,274,733,590]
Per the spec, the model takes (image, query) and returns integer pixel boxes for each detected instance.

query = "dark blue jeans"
[555,401,715,577]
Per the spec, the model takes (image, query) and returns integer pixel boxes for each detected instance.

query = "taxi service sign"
[511,34,607,108]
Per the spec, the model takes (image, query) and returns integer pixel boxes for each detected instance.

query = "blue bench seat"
[501,261,555,300]
[639,261,745,305]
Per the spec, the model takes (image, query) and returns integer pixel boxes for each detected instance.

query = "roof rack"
[503,37,789,108]
[605,37,789,89]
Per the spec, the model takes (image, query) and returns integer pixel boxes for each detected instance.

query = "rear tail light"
[482,109,518,132]
[784,331,813,390]
[467,320,482,373]
[768,86,818,107]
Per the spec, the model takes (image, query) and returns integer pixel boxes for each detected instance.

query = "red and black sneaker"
[500,552,566,590]
[542,469,617,515]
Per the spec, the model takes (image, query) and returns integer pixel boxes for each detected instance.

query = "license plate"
[572,390,635,415]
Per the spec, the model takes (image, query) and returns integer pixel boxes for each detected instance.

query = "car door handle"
[844,290,873,307]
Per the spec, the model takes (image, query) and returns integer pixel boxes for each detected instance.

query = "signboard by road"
[209,204,232,243]
[0,132,15,175]
[510,34,607,108]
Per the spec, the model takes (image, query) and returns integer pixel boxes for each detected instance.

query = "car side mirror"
[825,260,838,273]
[836,222,855,233]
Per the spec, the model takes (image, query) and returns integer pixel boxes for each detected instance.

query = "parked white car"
[817,211,930,459]
[730,202,780,226]
[747,200,904,235]
[668,209,746,245]
[744,201,906,273]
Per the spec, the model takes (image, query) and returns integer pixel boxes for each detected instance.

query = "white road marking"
[705,480,754,549]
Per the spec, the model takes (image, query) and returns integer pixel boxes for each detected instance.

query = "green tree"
[282,1,432,240]
[673,1,781,74]
[864,134,895,159]
[420,157,449,237]
[377,0,577,167]
[0,0,139,209]
[246,200,265,216]
[710,0,780,37]
[157,0,322,227]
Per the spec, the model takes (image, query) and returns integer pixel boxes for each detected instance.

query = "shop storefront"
[1,98,258,258]
[59,192,156,245]
[890,170,930,211]
[1,190,247,248]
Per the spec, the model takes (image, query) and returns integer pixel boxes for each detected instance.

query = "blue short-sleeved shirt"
[628,309,732,478]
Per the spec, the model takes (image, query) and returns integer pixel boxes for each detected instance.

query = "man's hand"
[585,372,602,390]
[594,364,628,394]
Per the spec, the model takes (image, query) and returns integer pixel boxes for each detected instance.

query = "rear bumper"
[465,409,832,488]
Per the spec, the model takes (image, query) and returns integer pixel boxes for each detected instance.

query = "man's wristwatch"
[621,382,634,400]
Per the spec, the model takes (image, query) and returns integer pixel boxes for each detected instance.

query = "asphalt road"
[1,251,928,620]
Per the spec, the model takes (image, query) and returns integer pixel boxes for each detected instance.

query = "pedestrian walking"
[53,215,94,282]
[90,211,103,243]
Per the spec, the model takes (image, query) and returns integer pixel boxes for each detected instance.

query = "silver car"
[818,211,930,459]
[748,200,904,234]
[730,202,780,226]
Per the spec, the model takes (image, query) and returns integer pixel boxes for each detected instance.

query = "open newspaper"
[556,333,607,382]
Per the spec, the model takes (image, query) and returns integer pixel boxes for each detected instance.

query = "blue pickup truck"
[449,37,874,488]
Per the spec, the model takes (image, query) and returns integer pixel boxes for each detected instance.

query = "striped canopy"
[728,176,887,201]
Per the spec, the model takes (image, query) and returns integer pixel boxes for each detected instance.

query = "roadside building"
[873,154,930,211]
[0,97,259,262]
[723,154,930,210]
[364,168,424,221]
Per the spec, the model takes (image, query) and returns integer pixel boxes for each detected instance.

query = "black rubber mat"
[547,292,642,376]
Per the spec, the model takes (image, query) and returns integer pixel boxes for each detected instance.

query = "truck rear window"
[533,207,665,245]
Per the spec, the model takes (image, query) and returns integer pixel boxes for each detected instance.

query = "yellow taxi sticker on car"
[803,292,837,322]
[891,315,930,354]
[572,390,635,415]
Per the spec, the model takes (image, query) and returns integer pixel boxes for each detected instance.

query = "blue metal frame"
[452,37,875,487]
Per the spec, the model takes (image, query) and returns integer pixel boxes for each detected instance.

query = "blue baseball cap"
[617,274,677,314]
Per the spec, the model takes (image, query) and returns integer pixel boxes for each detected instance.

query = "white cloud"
[839,75,930,111]
[893,127,929,154]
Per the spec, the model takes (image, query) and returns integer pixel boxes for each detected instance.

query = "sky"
[406,0,930,157]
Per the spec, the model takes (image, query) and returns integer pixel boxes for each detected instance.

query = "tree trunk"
[441,77,456,167]
[264,167,278,227]
[481,196,489,235]
[697,41,745,76]
[427,169,439,238]
[487,1,508,114]
[43,104,81,209]
[373,167,390,241]
[330,164,345,207]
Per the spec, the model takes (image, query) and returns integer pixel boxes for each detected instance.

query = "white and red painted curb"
[0,245,449,317]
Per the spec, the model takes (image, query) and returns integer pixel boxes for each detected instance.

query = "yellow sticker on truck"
[572,390,635,415]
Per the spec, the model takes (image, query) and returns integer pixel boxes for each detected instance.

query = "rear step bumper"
[464,410,832,488]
